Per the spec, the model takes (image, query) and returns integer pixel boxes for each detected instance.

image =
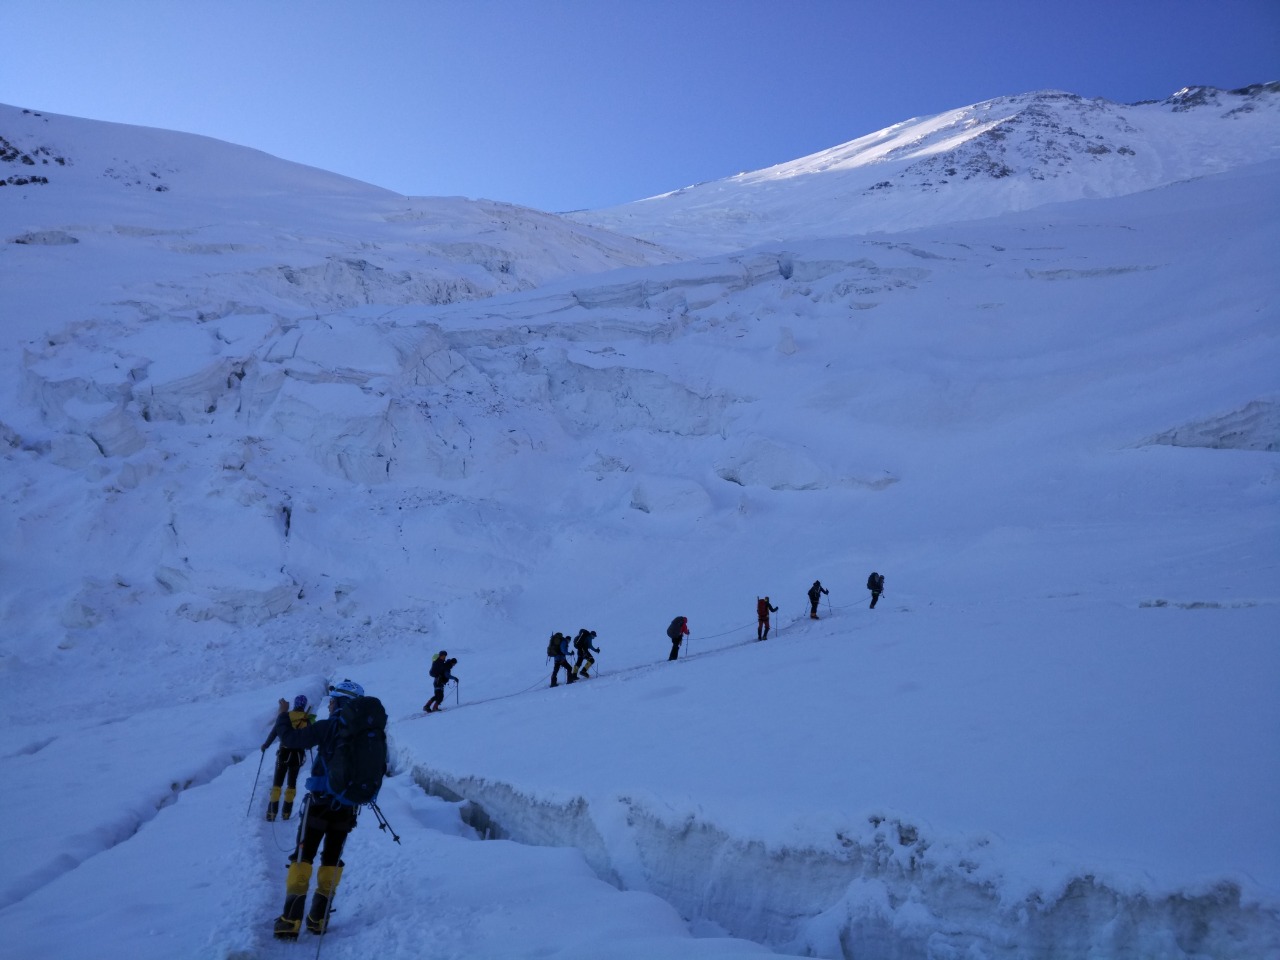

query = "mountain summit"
[570,83,1280,253]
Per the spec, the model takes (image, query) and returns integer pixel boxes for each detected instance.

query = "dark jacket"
[808,582,828,603]
[269,711,337,784]
[262,708,313,752]
[429,655,457,685]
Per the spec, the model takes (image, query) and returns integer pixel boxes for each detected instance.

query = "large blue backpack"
[309,695,388,806]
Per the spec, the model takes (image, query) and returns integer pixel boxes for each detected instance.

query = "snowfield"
[1,91,1278,959]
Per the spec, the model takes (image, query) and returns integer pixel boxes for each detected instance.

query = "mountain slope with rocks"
[570,83,1280,253]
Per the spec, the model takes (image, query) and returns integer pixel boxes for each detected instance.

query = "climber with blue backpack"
[267,679,389,940]
[548,632,576,687]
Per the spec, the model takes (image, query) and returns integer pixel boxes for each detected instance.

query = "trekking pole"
[454,678,460,706]
[247,748,266,817]
[312,837,332,960]
[369,801,402,844]
[308,802,346,960]
[312,837,328,960]
[292,793,310,861]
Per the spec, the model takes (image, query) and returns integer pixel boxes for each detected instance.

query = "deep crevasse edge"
[412,765,1279,960]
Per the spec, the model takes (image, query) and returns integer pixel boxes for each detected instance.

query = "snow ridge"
[570,84,1280,253]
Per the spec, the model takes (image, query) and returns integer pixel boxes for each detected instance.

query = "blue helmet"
[329,679,364,700]
[292,694,308,711]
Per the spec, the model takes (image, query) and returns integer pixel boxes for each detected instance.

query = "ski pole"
[454,678,460,705]
[247,747,266,817]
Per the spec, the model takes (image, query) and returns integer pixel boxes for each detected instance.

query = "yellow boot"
[265,785,281,821]
[306,864,344,934]
[273,861,312,939]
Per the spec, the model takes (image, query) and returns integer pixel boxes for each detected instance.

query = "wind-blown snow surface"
[571,84,1280,255]
[2,102,1279,959]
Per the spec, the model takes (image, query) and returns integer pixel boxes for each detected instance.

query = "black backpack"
[317,695,388,807]
[867,572,884,591]
[667,617,685,641]
[547,633,562,658]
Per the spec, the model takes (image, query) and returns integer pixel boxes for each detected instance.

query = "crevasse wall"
[412,765,1279,960]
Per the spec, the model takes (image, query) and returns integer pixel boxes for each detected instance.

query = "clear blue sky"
[3,0,1276,211]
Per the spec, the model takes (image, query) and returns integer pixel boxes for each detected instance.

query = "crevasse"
[413,765,1280,960]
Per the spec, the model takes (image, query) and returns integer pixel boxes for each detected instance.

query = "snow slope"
[0,103,680,346]
[569,84,1280,254]
[1,100,1278,959]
